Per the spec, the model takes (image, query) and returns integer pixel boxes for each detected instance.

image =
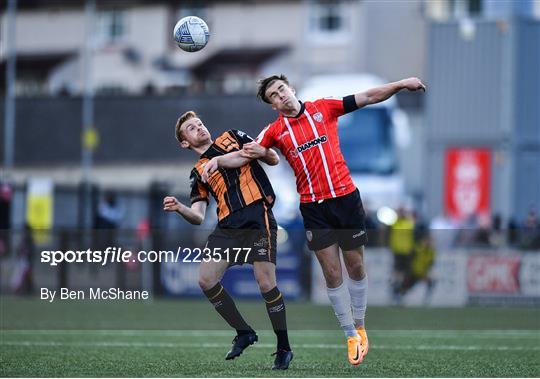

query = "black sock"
[262,287,291,351]
[203,282,253,335]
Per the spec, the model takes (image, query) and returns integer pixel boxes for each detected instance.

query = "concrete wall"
[0,95,276,165]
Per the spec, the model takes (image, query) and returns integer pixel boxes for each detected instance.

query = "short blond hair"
[175,110,198,142]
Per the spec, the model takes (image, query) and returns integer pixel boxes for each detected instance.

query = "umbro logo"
[257,248,267,254]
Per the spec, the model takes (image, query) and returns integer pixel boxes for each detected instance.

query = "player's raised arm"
[354,77,426,109]
[163,196,206,225]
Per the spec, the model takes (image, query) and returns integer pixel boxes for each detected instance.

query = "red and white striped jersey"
[256,97,357,203]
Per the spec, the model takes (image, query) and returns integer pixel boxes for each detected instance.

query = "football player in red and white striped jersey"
[203,74,426,366]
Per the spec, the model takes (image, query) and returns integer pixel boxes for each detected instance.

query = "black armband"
[343,95,359,114]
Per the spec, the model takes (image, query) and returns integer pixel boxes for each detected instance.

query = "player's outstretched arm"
[201,152,249,182]
[240,142,279,165]
[202,145,279,182]
[163,196,206,225]
[354,77,426,109]
[243,142,279,166]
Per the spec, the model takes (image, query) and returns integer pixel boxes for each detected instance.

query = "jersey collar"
[282,100,305,119]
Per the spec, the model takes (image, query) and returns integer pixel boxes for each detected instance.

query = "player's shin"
[203,282,254,334]
[262,287,291,351]
[347,276,368,328]
[326,282,357,337]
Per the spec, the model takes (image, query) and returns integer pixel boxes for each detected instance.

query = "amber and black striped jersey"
[190,129,276,223]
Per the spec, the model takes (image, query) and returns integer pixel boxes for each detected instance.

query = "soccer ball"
[173,16,210,52]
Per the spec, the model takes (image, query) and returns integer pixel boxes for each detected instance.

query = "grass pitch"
[1,297,539,377]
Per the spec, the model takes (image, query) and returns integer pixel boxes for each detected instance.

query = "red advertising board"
[467,256,520,294]
[445,148,491,220]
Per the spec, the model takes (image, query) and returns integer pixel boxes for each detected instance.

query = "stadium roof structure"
[0,51,74,90]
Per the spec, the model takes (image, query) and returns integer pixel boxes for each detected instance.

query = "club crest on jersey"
[313,112,323,122]
[289,149,298,159]
[297,135,328,153]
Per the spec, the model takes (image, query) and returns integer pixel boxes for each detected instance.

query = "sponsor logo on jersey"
[297,135,328,154]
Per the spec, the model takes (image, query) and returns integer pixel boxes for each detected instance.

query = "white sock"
[326,282,357,338]
[348,276,368,328]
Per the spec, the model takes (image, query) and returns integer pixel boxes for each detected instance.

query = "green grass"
[1,296,539,377]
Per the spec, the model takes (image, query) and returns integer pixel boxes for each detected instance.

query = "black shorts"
[299,188,368,251]
[206,201,277,266]
[393,254,411,273]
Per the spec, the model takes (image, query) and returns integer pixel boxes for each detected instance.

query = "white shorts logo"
[352,231,366,238]
[306,230,313,242]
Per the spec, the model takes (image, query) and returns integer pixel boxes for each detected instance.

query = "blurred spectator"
[474,213,492,247]
[399,225,435,305]
[93,191,123,275]
[10,224,35,295]
[508,217,519,246]
[520,208,540,249]
[94,191,123,232]
[0,182,13,257]
[488,213,505,247]
[455,213,479,247]
[389,207,415,304]
[363,203,381,246]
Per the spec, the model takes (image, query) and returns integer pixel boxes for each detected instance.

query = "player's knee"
[255,274,275,293]
[348,260,366,280]
[324,267,343,287]
[198,275,218,291]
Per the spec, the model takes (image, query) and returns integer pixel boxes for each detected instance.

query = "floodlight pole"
[3,0,17,170]
[81,0,96,230]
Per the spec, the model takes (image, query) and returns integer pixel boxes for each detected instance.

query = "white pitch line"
[2,341,539,352]
[2,329,539,340]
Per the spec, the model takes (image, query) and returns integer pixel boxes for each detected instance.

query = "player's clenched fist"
[400,77,426,92]
[163,196,183,212]
[241,142,266,159]
[202,157,220,183]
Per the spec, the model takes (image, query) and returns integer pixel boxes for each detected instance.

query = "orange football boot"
[347,335,362,365]
[356,327,369,362]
